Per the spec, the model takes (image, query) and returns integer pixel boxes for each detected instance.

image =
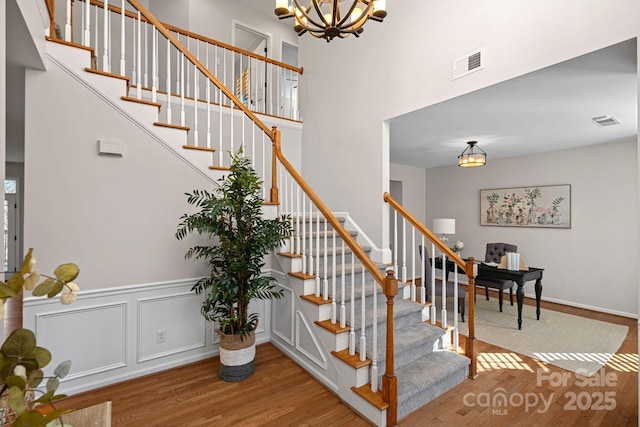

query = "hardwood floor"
[56,296,638,426]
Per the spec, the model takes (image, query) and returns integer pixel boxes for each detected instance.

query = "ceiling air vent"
[591,115,621,127]
[453,48,485,80]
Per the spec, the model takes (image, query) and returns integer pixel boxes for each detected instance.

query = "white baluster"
[151,27,157,103]
[331,229,337,324]
[301,193,306,273]
[315,209,321,297]
[393,210,398,276]
[307,198,314,276]
[193,56,199,146]
[102,0,110,72]
[166,39,172,124]
[175,35,180,96]
[289,178,294,255]
[371,276,378,392]
[119,0,125,75]
[431,242,436,324]
[83,0,91,47]
[180,52,185,126]
[136,11,142,98]
[401,218,407,284]
[143,22,148,88]
[441,253,448,327]
[359,265,366,361]
[219,46,224,165]
[206,46,211,149]
[261,132,265,200]
[295,187,300,255]
[420,235,426,305]
[186,38,190,96]
[340,241,346,329]
[453,265,459,351]
[131,14,136,83]
[411,228,416,302]
[94,6,99,62]
[65,0,72,42]
[349,256,355,355]
[108,13,112,73]
[322,217,328,300]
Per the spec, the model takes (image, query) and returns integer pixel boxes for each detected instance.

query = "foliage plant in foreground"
[176,148,292,338]
[0,249,80,426]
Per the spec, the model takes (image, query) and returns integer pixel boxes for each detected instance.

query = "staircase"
[39,1,474,425]
[272,216,470,424]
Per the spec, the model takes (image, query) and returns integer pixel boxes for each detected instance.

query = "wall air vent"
[453,48,485,80]
[591,115,621,127]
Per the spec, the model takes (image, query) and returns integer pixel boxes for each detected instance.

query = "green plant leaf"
[47,280,65,298]
[32,278,56,297]
[46,376,59,393]
[6,272,25,294]
[1,329,36,359]
[20,248,34,275]
[8,385,27,415]
[54,263,80,283]
[31,347,52,369]
[53,360,72,379]
[0,281,18,298]
[27,368,44,388]
[5,374,27,390]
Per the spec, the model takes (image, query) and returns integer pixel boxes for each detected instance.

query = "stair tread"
[395,351,469,419]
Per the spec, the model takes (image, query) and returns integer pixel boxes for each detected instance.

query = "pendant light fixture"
[458,141,486,168]
[275,0,387,42]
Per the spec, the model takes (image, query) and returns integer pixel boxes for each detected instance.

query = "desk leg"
[535,278,543,320]
[516,279,525,330]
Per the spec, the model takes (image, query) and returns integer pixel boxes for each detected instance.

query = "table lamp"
[433,218,455,243]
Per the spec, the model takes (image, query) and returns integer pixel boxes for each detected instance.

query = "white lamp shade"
[433,218,455,235]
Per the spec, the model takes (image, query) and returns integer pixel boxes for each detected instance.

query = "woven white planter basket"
[217,330,256,382]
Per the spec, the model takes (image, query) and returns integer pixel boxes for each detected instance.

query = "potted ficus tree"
[176,148,291,382]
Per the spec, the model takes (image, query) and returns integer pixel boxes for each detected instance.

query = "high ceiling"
[236,3,637,169]
[389,39,637,169]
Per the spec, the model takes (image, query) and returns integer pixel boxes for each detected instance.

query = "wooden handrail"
[274,127,396,421]
[383,192,470,275]
[383,191,478,379]
[273,129,385,287]
[126,0,274,138]
[87,0,303,74]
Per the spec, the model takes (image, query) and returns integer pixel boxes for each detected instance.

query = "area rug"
[452,297,629,376]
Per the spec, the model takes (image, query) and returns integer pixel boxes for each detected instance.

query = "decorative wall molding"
[22,277,272,395]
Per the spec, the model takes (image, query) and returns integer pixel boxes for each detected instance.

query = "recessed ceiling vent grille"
[591,115,621,127]
[453,48,485,80]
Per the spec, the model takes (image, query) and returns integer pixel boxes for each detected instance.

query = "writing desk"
[434,258,544,330]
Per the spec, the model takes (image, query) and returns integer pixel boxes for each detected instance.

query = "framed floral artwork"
[480,185,571,228]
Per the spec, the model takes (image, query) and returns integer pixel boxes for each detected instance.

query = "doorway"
[4,179,19,273]
[233,24,269,114]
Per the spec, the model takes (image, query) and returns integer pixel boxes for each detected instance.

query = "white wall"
[424,140,637,316]
[390,163,427,226]
[298,0,640,253]
[24,56,212,291]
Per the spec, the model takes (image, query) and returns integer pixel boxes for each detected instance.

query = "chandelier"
[458,141,487,168]
[275,0,387,42]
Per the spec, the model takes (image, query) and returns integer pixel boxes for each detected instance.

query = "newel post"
[465,257,478,379]
[270,126,280,205]
[382,269,398,426]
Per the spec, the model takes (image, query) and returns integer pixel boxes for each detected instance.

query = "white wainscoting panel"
[295,310,328,370]
[22,278,271,396]
[35,302,127,380]
[137,292,206,362]
[272,284,294,345]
